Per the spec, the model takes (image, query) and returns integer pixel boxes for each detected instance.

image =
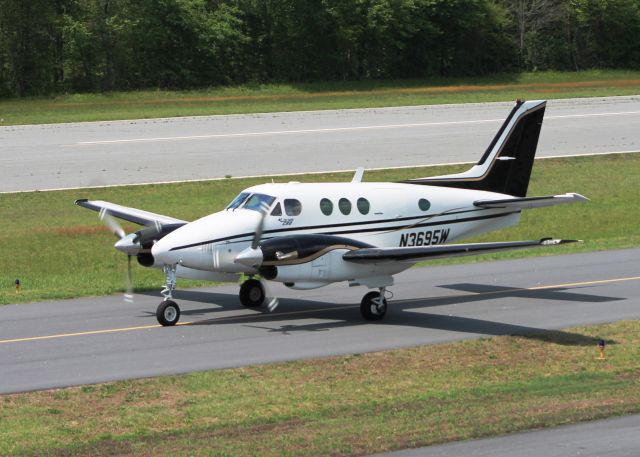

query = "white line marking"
[0,150,637,195]
[73,111,640,146]
[74,119,503,145]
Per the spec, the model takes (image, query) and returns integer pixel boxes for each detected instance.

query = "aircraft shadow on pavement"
[137,283,623,347]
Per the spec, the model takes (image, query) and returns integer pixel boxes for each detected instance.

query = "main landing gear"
[239,278,265,307]
[360,287,388,321]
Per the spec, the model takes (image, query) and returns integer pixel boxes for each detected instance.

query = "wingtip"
[540,238,582,246]
[569,193,590,203]
[74,198,88,205]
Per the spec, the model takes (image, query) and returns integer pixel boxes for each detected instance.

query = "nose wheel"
[157,300,180,326]
[360,289,388,321]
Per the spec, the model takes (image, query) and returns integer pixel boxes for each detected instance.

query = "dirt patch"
[51,225,110,236]
[40,79,640,109]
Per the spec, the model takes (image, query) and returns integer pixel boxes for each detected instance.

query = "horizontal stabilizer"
[474,193,589,210]
[343,238,579,264]
[75,199,187,227]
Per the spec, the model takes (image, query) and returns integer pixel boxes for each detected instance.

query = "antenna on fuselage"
[352,167,365,183]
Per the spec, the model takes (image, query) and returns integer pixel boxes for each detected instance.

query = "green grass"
[1,70,640,125]
[1,319,639,456]
[0,152,638,305]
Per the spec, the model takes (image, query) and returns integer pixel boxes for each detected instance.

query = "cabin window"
[357,197,370,215]
[418,198,431,211]
[339,198,352,215]
[320,198,333,216]
[284,199,302,216]
[270,202,282,216]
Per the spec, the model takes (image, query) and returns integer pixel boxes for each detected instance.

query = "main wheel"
[239,279,265,307]
[360,291,387,321]
[157,300,180,326]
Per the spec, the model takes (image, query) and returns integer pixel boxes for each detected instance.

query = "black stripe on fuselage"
[168,210,518,251]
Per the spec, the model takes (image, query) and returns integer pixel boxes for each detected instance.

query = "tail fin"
[403,100,546,197]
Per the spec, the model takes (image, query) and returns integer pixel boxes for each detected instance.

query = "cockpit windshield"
[226,192,250,210]
[226,192,276,212]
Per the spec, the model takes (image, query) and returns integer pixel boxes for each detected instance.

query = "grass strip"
[1,152,639,305]
[1,320,639,456]
[1,70,640,125]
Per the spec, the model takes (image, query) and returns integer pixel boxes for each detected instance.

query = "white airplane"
[76,100,587,326]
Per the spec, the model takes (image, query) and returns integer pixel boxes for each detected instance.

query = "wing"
[474,193,588,210]
[75,199,187,227]
[342,238,578,264]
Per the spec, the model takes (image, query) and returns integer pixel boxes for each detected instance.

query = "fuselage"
[151,181,520,277]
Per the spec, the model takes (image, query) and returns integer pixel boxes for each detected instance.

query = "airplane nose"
[151,237,180,265]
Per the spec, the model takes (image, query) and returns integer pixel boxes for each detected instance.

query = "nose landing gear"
[157,264,180,326]
[157,300,180,326]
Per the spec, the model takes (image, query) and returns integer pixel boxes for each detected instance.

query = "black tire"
[360,291,387,321]
[239,279,265,307]
[157,300,180,326]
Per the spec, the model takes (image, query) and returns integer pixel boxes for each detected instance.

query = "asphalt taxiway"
[1,96,639,192]
[371,413,640,457]
[1,248,638,394]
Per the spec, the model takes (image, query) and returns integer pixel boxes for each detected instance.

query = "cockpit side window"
[243,193,276,212]
[284,199,302,216]
[226,192,250,210]
[270,202,282,216]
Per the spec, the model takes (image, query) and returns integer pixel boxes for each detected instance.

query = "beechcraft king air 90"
[76,100,587,326]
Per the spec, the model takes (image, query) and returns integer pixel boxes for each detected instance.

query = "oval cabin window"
[320,198,333,216]
[338,198,352,215]
[357,197,370,215]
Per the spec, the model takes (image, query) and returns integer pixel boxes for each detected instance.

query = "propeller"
[124,255,134,303]
[99,209,135,302]
[251,202,279,312]
[99,208,125,239]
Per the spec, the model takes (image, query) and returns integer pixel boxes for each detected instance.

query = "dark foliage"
[0,0,638,97]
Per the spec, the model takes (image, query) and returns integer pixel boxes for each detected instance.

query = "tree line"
[1,0,639,97]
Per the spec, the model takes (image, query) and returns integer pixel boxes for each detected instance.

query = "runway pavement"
[371,414,640,457]
[1,96,639,192]
[1,248,639,394]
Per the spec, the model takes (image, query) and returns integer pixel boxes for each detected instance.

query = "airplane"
[76,99,588,327]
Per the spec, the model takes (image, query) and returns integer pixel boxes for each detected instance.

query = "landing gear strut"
[360,288,388,321]
[239,278,265,307]
[157,264,180,326]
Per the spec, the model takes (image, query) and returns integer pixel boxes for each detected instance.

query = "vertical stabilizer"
[403,100,546,197]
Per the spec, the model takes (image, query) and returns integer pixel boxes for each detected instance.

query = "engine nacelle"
[137,252,156,267]
[259,234,372,265]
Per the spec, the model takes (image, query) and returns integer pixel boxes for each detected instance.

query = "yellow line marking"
[528,276,640,290]
[385,276,640,306]
[0,321,192,344]
[1,275,639,345]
